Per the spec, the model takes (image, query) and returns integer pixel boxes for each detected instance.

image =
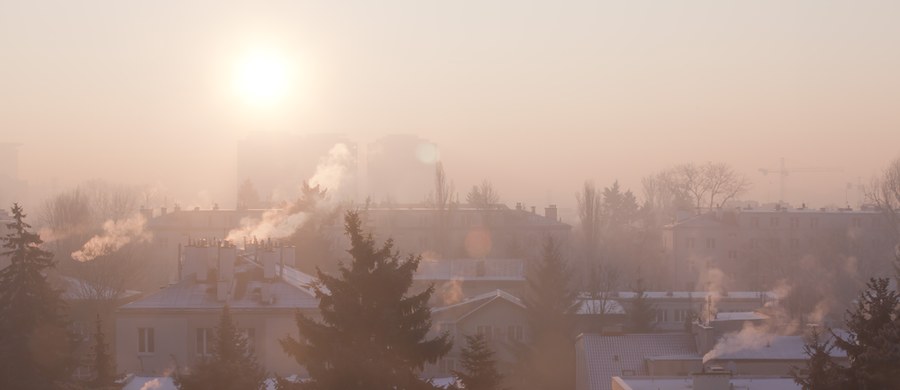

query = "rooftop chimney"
[262,249,278,280]
[184,244,208,282]
[545,204,558,221]
[219,244,236,283]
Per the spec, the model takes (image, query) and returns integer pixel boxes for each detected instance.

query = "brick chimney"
[545,204,558,221]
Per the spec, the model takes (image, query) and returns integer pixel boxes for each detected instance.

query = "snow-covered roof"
[57,275,142,301]
[432,289,525,314]
[612,376,801,390]
[578,333,700,390]
[708,334,847,361]
[121,376,176,390]
[581,291,775,300]
[710,311,769,322]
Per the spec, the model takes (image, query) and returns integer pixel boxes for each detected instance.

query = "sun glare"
[233,49,290,107]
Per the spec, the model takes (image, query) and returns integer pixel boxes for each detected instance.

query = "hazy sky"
[2,1,899,211]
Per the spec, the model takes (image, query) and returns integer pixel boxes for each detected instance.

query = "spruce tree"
[0,203,75,389]
[629,278,656,332]
[177,304,266,390]
[85,314,118,389]
[791,328,844,390]
[519,237,577,390]
[452,333,504,390]
[280,211,451,390]
[831,277,900,389]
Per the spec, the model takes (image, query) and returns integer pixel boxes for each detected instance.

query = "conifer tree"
[831,278,900,389]
[452,333,504,390]
[177,304,266,390]
[519,237,577,390]
[629,278,656,332]
[791,328,844,390]
[85,314,118,389]
[280,211,451,390]
[0,203,75,389]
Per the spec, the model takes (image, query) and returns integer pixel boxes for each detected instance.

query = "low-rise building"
[424,289,530,386]
[115,242,317,377]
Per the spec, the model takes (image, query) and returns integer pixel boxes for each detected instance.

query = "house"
[424,289,530,385]
[115,241,318,377]
[611,372,801,390]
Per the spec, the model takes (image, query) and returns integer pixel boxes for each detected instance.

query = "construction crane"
[758,158,841,206]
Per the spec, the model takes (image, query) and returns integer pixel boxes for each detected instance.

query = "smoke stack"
[691,368,731,390]
[262,249,277,280]
[206,244,219,273]
[544,204,558,221]
[219,244,236,283]
[281,245,296,268]
[184,244,208,282]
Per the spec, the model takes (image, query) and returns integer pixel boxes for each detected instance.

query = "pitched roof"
[707,334,846,361]
[431,289,525,320]
[118,263,318,312]
[579,333,700,390]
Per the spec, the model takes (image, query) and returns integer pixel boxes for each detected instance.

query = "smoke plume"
[71,214,151,262]
[227,143,351,243]
[439,277,464,305]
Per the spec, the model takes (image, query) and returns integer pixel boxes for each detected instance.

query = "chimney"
[262,249,277,280]
[544,204,558,221]
[219,244,236,283]
[184,244,208,282]
[691,368,731,390]
[693,322,717,356]
[530,206,536,214]
[206,244,219,273]
[160,206,167,215]
[280,245,296,268]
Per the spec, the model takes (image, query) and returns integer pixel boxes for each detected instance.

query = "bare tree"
[466,180,500,209]
[661,162,750,215]
[703,162,751,210]
[584,263,621,319]
[427,162,455,258]
[576,181,602,266]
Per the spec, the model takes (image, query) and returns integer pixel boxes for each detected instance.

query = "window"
[507,325,523,342]
[686,238,695,249]
[727,250,737,260]
[770,217,780,227]
[656,309,668,323]
[790,238,800,250]
[852,217,862,228]
[138,328,155,354]
[810,217,819,228]
[196,328,213,356]
[752,217,759,227]
[705,238,716,249]
[750,238,760,249]
[790,217,800,228]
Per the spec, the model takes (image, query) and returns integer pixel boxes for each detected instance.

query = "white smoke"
[71,214,151,262]
[439,277,464,305]
[704,267,726,320]
[702,321,777,363]
[226,143,351,243]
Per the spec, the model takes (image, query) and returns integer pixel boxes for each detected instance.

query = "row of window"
[476,325,524,343]
[749,216,877,229]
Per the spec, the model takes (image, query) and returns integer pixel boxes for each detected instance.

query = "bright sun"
[233,49,290,107]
